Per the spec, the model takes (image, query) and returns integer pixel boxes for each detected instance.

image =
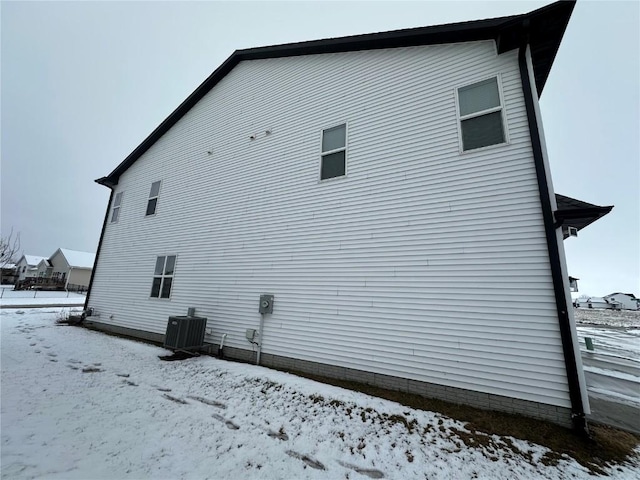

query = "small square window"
[150,255,176,299]
[320,124,347,180]
[457,77,506,151]
[146,181,161,216]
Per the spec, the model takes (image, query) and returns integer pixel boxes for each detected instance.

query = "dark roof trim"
[555,194,613,232]
[96,1,575,187]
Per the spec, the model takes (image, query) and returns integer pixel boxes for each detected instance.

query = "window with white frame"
[150,255,175,299]
[146,181,161,216]
[111,191,123,223]
[457,77,506,151]
[320,124,347,180]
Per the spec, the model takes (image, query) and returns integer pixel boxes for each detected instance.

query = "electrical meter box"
[245,329,257,342]
[259,294,274,314]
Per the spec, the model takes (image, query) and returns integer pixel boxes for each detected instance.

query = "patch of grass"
[285,370,640,474]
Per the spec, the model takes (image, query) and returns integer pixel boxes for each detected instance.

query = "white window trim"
[318,122,348,182]
[146,181,161,217]
[454,74,509,153]
[111,191,123,223]
[149,254,176,300]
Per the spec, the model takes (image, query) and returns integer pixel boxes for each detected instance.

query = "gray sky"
[2,1,638,297]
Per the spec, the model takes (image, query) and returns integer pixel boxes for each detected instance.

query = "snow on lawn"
[2,309,639,480]
[0,287,86,307]
[574,308,640,328]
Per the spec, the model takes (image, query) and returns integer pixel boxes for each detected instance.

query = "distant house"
[48,248,96,291]
[575,296,621,310]
[1,263,17,285]
[36,259,53,279]
[15,249,96,291]
[86,2,611,432]
[604,293,639,311]
[15,255,48,283]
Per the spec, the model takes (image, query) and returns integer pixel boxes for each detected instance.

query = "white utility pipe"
[256,313,265,365]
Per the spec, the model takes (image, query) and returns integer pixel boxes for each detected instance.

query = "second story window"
[457,76,506,151]
[320,124,347,180]
[110,192,123,223]
[146,181,161,216]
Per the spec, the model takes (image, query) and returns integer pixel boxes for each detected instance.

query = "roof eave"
[97,1,575,186]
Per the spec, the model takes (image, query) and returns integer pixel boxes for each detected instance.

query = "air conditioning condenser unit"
[164,316,207,351]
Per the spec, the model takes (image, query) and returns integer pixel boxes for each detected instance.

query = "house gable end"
[97,1,575,187]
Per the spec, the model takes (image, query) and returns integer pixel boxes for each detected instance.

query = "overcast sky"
[2,1,638,296]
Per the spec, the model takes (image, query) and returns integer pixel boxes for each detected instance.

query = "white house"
[86,1,609,431]
[48,248,96,291]
[603,293,639,311]
[575,297,620,310]
[15,255,47,282]
[15,249,95,291]
[36,259,53,278]
[1,263,17,285]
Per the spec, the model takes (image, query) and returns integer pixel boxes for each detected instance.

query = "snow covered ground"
[575,308,640,433]
[575,308,639,407]
[574,308,640,328]
[2,308,639,479]
[0,286,86,308]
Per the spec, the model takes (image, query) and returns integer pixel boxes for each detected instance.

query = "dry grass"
[290,371,639,474]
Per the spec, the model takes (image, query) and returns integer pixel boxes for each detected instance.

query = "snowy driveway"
[2,308,638,479]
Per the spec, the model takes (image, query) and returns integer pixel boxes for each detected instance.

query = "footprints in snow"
[338,461,385,479]
[267,429,289,441]
[24,331,59,362]
[17,322,385,478]
[286,450,326,470]
[212,413,240,430]
[187,395,226,409]
[163,394,189,405]
[23,327,59,361]
[157,393,377,477]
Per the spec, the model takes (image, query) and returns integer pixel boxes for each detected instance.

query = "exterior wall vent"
[164,316,207,351]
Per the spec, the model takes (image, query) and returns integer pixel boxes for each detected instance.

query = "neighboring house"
[1,263,17,284]
[86,2,611,431]
[575,297,621,310]
[15,249,95,291]
[36,259,53,279]
[48,248,96,291]
[15,255,48,283]
[603,293,639,311]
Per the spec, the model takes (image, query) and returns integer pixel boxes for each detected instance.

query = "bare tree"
[1,228,21,267]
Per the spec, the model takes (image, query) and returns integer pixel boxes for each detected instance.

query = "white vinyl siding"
[89,41,571,408]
